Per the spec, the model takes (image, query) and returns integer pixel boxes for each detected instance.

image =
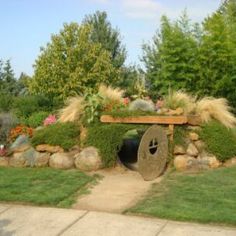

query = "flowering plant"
[8,125,33,142]
[43,115,57,126]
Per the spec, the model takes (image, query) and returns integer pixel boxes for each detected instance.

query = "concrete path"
[0,204,236,236]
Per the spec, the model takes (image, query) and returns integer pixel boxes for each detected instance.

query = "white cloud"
[122,0,162,20]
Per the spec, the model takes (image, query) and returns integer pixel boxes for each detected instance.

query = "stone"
[0,157,9,167]
[35,152,50,167]
[174,155,197,171]
[49,153,74,169]
[36,144,64,153]
[75,146,102,171]
[223,157,236,167]
[9,153,26,167]
[173,145,186,155]
[10,135,31,153]
[68,145,80,158]
[186,143,199,157]
[189,132,199,141]
[199,152,221,169]
[194,140,205,151]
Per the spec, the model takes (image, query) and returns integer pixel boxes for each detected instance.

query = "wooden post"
[169,124,174,142]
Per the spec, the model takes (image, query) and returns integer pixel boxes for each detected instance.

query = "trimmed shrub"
[31,122,80,150]
[0,94,14,112]
[85,124,148,167]
[199,121,236,161]
[27,111,49,128]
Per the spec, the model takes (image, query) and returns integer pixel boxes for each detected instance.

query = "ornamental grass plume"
[164,91,196,114]
[196,97,236,128]
[129,98,155,112]
[98,84,124,102]
[58,96,85,123]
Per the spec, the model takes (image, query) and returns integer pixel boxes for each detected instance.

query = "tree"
[29,23,118,100]
[143,13,199,95]
[0,59,17,95]
[83,11,126,69]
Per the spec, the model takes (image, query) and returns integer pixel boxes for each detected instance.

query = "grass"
[129,166,236,226]
[0,167,95,207]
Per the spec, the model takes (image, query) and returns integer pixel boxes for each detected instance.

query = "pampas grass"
[196,97,236,128]
[164,91,196,114]
[98,84,124,102]
[129,99,155,112]
[58,96,85,123]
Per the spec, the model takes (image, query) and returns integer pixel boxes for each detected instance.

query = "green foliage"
[12,95,53,119]
[129,166,236,225]
[30,23,117,100]
[143,12,199,95]
[0,167,94,207]
[173,126,187,147]
[85,124,148,167]
[0,94,14,112]
[83,11,126,69]
[31,122,80,150]
[199,121,236,161]
[26,111,49,128]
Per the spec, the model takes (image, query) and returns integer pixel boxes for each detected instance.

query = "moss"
[199,121,236,161]
[31,122,80,150]
[85,123,148,167]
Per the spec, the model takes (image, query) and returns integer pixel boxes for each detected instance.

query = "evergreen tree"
[83,11,126,69]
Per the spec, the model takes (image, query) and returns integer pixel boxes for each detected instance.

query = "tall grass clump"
[129,99,155,112]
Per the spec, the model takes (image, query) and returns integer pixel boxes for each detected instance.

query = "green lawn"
[0,167,95,207]
[129,166,236,226]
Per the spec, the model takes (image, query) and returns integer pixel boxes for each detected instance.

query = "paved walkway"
[0,204,236,236]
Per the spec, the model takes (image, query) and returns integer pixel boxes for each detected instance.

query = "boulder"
[10,135,31,153]
[0,157,9,167]
[199,152,221,169]
[173,145,186,155]
[49,153,74,169]
[174,155,198,171]
[189,132,199,141]
[9,153,26,167]
[75,146,102,171]
[35,152,50,167]
[194,140,205,152]
[36,144,64,153]
[223,157,236,167]
[186,143,199,157]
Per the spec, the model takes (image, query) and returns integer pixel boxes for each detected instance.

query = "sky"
[0,0,221,77]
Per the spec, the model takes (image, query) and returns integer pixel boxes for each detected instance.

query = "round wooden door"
[137,125,168,181]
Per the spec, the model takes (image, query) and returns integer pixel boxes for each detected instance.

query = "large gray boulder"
[35,152,50,167]
[49,153,74,169]
[9,135,31,153]
[75,147,102,171]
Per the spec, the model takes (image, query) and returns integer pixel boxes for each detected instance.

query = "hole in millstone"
[149,138,158,155]
[118,129,143,171]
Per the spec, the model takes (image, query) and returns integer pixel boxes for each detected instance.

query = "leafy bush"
[199,121,236,161]
[0,113,18,144]
[85,124,148,167]
[27,111,49,128]
[0,94,14,112]
[12,95,54,119]
[31,122,80,150]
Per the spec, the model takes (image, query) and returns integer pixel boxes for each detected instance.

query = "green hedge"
[85,123,148,167]
[199,121,236,162]
[31,122,80,150]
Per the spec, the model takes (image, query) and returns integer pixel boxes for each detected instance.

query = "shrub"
[85,123,148,167]
[31,122,80,150]
[199,121,236,161]
[0,94,14,112]
[0,113,18,144]
[27,111,49,128]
